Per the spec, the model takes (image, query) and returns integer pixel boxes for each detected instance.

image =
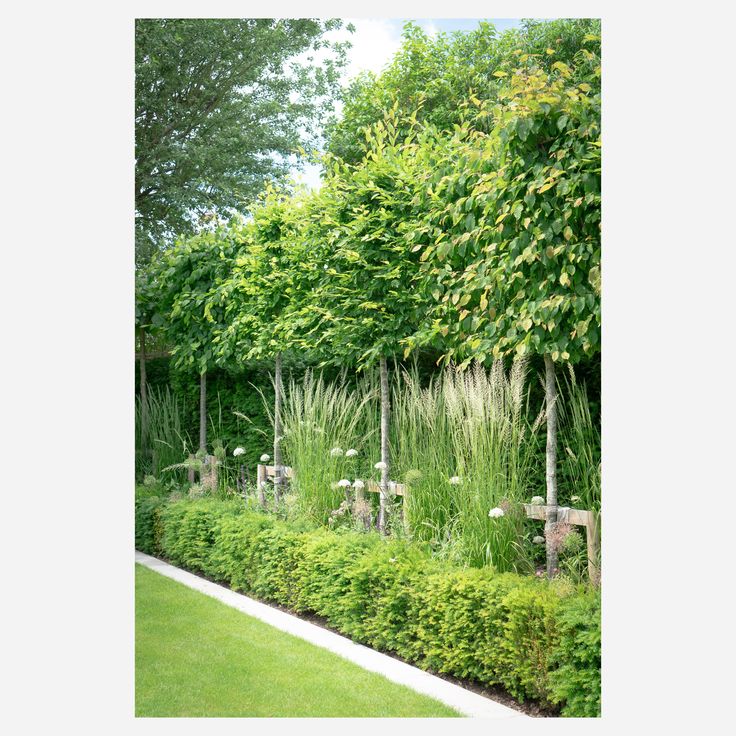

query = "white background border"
[3,1,734,733]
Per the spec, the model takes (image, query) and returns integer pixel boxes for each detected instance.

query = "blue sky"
[293,18,526,189]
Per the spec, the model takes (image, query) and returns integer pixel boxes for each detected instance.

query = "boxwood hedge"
[135,497,600,716]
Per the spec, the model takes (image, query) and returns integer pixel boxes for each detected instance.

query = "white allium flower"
[260,453,271,462]
[353,479,365,490]
[533,535,546,545]
[530,495,545,505]
[448,476,461,485]
[330,447,344,457]
[337,479,351,488]
[374,461,387,470]
[345,448,358,457]
[488,507,505,518]
[233,447,245,457]
[571,495,581,503]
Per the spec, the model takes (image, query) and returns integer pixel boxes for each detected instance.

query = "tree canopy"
[326,18,600,165]
[135,18,350,265]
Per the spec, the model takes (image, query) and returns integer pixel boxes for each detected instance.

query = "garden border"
[135,550,526,719]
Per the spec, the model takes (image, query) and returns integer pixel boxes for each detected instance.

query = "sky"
[291,18,524,190]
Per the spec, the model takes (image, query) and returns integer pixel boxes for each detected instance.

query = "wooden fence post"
[187,454,195,485]
[256,464,267,508]
[585,510,601,587]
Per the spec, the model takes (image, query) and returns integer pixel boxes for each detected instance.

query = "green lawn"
[135,564,460,717]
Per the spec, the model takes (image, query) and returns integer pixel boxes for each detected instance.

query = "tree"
[135,18,350,264]
[326,19,601,164]
[215,186,313,502]
[415,42,601,576]
[152,226,244,453]
[296,110,431,532]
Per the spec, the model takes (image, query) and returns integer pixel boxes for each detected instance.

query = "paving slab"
[135,550,527,719]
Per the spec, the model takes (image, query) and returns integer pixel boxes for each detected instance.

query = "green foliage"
[558,365,601,511]
[135,18,350,263]
[295,109,432,367]
[150,226,245,375]
[327,19,601,165]
[135,497,600,715]
[278,369,378,523]
[414,43,601,367]
[134,496,167,556]
[548,591,602,716]
[135,384,190,480]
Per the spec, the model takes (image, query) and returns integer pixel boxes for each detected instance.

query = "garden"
[135,17,601,718]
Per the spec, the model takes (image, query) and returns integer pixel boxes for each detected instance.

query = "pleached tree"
[416,39,601,576]
[152,226,243,455]
[295,108,432,532]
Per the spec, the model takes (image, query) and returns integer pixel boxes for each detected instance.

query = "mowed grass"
[135,564,460,717]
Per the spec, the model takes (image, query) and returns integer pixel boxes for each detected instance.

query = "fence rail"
[255,464,600,585]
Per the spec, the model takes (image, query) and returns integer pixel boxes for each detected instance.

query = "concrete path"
[135,551,527,719]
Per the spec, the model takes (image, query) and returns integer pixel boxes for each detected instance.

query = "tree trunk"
[544,354,559,579]
[273,352,283,503]
[138,327,148,450]
[199,370,207,453]
[378,357,391,534]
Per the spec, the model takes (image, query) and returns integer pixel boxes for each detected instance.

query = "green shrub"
[141,497,600,715]
[548,592,601,717]
[496,584,562,703]
[134,496,167,554]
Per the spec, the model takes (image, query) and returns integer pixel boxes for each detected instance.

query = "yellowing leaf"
[493,70,508,78]
[546,48,555,55]
[560,272,571,287]
[538,180,556,194]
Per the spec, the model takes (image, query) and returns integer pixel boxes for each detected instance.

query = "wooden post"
[187,454,195,485]
[256,464,267,508]
[585,510,601,587]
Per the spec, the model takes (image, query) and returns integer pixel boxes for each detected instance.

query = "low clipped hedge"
[135,497,601,716]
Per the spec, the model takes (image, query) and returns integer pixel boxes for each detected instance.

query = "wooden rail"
[524,503,600,585]
[255,465,599,584]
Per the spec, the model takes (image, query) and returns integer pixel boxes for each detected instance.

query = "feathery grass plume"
[275,368,378,523]
[442,358,538,571]
[389,363,456,545]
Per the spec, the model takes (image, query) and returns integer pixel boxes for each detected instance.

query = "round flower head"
[404,469,423,484]
[533,535,546,545]
[448,476,461,485]
[530,495,545,505]
[233,447,245,457]
[374,461,387,470]
[353,479,365,491]
[330,447,344,457]
[260,453,270,462]
[488,507,505,518]
[337,479,351,488]
[345,448,358,457]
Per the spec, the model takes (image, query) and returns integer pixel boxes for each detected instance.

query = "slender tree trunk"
[273,352,283,503]
[138,327,148,450]
[199,370,207,453]
[544,354,559,579]
[378,357,391,534]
